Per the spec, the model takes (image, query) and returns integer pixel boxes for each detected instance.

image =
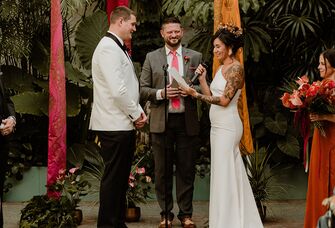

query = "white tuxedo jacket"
[89,36,143,131]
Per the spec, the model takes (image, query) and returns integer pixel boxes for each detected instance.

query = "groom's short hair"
[110,6,136,24]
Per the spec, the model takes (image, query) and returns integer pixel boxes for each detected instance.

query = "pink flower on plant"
[136,167,145,174]
[145,176,152,183]
[69,167,79,174]
[129,173,135,181]
[58,169,66,175]
[129,181,135,188]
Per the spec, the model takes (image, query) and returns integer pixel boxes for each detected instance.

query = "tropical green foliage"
[239,0,266,14]
[20,195,79,228]
[260,0,335,80]
[75,10,108,70]
[162,0,213,26]
[0,0,50,61]
[249,104,300,159]
[67,142,104,197]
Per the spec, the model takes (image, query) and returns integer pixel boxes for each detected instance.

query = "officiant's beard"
[165,39,182,49]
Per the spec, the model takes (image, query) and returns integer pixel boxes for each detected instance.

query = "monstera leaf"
[264,113,287,136]
[277,134,300,158]
[65,62,92,88]
[11,92,48,116]
[11,83,81,117]
[66,83,81,117]
[75,10,108,70]
[1,66,35,92]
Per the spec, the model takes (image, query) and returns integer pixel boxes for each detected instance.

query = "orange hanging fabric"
[213,0,254,154]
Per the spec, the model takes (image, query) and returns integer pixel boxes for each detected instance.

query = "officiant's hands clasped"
[160,86,188,98]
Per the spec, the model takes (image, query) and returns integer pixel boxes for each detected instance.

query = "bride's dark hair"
[213,24,244,56]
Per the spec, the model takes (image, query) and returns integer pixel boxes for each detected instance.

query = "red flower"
[184,56,190,63]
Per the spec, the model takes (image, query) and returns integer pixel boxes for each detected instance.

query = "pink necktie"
[170,51,180,109]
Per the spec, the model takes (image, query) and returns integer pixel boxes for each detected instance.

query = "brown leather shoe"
[180,217,196,228]
[158,218,172,228]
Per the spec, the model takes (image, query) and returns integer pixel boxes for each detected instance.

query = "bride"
[181,24,263,228]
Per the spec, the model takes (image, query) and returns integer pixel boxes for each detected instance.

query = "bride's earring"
[228,49,232,57]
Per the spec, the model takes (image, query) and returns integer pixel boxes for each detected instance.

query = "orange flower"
[290,90,303,106]
[280,92,294,108]
[296,75,309,87]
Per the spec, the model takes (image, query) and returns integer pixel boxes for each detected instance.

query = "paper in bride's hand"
[167,67,190,89]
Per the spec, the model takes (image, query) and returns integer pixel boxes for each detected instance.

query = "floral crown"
[217,23,243,38]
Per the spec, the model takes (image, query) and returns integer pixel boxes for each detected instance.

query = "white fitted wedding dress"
[208,66,263,228]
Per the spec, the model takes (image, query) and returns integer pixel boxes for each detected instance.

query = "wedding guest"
[89,6,147,227]
[140,17,202,228]
[180,24,263,227]
[0,68,16,228]
[305,48,335,228]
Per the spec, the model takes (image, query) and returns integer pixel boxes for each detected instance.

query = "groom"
[140,17,202,228]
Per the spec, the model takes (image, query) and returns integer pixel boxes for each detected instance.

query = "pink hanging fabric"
[47,0,67,198]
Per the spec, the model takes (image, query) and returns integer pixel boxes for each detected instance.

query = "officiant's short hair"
[161,17,182,29]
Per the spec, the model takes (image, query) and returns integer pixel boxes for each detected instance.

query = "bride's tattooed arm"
[195,93,221,105]
[223,65,244,100]
[194,64,244,105]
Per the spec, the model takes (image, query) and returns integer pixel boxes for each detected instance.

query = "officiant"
[140,17,202,228]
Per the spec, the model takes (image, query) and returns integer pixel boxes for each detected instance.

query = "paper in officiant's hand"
[167,68,190,89]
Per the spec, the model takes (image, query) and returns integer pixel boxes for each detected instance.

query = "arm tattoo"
[223,65,244,100]
[196,93,221,105]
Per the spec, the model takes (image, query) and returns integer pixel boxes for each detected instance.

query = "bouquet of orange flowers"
[280,75,335,170]
[281,75,335,136]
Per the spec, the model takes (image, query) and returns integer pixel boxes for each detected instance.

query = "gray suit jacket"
[140,47,202,136]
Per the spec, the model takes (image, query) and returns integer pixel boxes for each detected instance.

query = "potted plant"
[125,154,152,222]
[241,143,285,221]
[19,167,91,228]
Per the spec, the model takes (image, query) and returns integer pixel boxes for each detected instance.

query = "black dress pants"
[96,130,136,228]
[0,136,8,228]
[151,113,198,220]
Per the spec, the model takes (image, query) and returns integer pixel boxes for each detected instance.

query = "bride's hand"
[195,64,207,83]
[179,85,197,97]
